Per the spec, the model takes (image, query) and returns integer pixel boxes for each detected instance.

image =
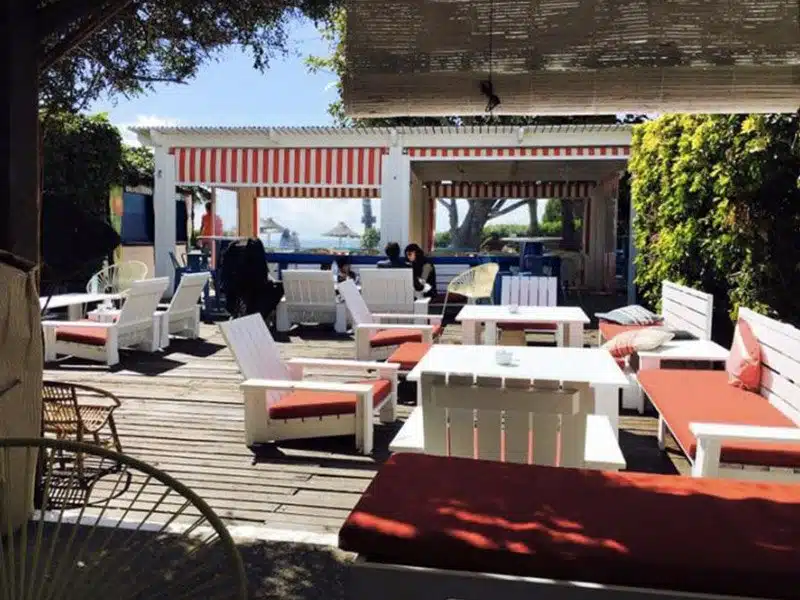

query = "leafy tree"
[307,8,642,249]
[360,226,380,251]
[541,199,561,225]
[630,112,800,340]
[39,0,341,111]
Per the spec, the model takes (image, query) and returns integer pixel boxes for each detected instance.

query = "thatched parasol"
[259,217,285,247]
[323,222,361,247]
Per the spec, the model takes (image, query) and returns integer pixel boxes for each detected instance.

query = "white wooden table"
[405,344,629,436]
[456,305,590,347]
[39,293,121,321]
[625,339,730,413]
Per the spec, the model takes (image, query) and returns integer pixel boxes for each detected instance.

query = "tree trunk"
[527,199,539,235]
[452,200,495,249]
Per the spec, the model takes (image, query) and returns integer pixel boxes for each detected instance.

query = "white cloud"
[116,114,181,147]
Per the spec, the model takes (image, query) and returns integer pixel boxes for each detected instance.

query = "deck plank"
[43,322,690,536]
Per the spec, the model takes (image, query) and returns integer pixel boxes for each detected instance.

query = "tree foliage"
[39,0,341,111]
[630,113,800,339]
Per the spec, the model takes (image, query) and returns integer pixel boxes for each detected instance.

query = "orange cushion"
[370,325,443,348]
[269,378,392,420]
[638,369,800,468]
[387,342,432,370]
[498,321,558,331]
[726,318,762,391]
[598,321,656,342]
[339,453,800,599]
[55,321,108,345]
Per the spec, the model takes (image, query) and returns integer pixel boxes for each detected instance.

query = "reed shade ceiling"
[343,0,800,117]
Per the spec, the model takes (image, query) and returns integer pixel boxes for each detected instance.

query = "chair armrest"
[41,320,114,329]
[372,313,442,324]
[690,422,800,443]
[240,379,374,395]
[413,298,431,306]
[356,323,436,332]
[286,358,400,373]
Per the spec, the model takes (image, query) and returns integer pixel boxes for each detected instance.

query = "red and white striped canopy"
[408,146,629,159]
[254,186,381,198]
[170,147,385,186]
[426,181,596,199]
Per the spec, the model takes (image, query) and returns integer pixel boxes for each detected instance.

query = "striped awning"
[170,147,385,186]
[426,181,596,199]
[254,186,381,198]
[408,146,630,159]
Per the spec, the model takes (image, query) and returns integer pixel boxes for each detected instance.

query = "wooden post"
[0,0,44,532]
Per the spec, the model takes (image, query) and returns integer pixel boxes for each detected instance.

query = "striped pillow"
[603,328,675,358]
[726,319,762,391]
[595,305,663,326]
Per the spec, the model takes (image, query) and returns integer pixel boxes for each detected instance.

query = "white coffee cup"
[495,349,513,365]
[508,304,519,314]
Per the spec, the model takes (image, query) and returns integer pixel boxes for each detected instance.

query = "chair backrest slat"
[359,268,415,313]
[116,278,169,328]
[421,373,590,467]
[338,280,373,325]
[660,281,714,340]
[282,270,336,308]
[500,275,558,307]
[167,272,210,314]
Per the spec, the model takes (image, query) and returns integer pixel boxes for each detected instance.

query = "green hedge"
[630,113,800,341]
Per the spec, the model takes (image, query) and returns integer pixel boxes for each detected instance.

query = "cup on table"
[508,304,519,314]
[495,349,514,366]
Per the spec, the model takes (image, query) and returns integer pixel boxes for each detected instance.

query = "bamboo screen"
[344,0,800,117]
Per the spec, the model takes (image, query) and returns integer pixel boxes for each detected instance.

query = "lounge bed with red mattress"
[639,307,800,482]
[340,453,800,600]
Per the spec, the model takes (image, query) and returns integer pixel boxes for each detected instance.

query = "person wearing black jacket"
[376,242,409,269]
[404,243,436,298]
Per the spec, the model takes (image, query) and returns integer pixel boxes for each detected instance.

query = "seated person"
[334,255,358,284]
[405,243,436,298]
[376,242,410,269]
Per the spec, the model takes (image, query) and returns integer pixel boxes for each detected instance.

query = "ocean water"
[259,235,361,251]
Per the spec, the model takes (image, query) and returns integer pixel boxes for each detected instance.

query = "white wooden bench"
[641,307,800,482]
[498,275,561,345]
[358,268,430,315]
[275,269,347,333]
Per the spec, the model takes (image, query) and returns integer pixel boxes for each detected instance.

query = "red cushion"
[339,453,800,599]
[387,342,432,370]
[55,321,108,345]
[269,378,392,420]
[498,321,558,332]
[726,318,762,391]
[638,369,800,468]
[598,321,656,342]
[370,325,443,348]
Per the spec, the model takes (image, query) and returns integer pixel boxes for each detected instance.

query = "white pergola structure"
[133,124,632,291]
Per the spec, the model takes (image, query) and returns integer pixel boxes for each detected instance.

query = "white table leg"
[483,321,498,345]
[461,320,480,345]
[67,304,83,321]
[565,322,584,347]
[592,384,619,439]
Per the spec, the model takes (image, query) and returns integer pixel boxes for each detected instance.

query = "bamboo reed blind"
[344,0,800,116]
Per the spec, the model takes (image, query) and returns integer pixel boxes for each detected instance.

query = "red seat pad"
[370,324,443,348]
[269,378,392,420]
[339,453,800,599]
[55,321,108,345]
[498,321,558,331]
[387,342,432,371]
[638,369,800,469]
[598,321,656,342]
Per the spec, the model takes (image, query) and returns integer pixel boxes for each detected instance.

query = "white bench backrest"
[421,373,592,468]
[117,277,169,331]
[359,268,415,313]
[281,270,337,309]
[166,272,210,317]
[338,279,373,325]
[661,281,714,340]
[739,308,800,425]
[219,314,290,406]
[500,276,558,307]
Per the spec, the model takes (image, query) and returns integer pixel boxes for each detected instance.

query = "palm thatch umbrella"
[259,217,285,247]
[323,221,361,248]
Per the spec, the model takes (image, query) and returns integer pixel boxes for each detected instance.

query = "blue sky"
[89,17,533,237]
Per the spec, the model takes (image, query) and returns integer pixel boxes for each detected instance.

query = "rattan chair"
[43,381,123,452]
[440,262,499,318]
[86,260,148,295]
[0,437,248,600]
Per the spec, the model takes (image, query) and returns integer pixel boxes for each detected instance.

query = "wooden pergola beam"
[36,0,105,39]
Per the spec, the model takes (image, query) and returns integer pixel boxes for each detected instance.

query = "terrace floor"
[43,322,691,540]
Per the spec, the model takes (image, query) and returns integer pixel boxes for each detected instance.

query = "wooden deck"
[43,323,691,538]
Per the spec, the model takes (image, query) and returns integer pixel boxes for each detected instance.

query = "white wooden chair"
[498,275,561,346]
[358,268,430,315]
[219,314,399,454]
[156,271,210,348]
[275,269,347,333]
[42,277,169,366]
[338,280,443,360]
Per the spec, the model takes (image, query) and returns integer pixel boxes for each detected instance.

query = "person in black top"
[334,254,358,284]
[376,242,409,269]
[404,243,436,298]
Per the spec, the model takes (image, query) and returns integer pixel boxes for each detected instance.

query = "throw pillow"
[602,328,675,358]
[654,327,697,341]
[595,305,663,326]
[726,318,762,391]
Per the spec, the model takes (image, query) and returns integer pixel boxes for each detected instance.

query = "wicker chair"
[0,437,248,600]
[43,381,123,452]
[440,262,499,318]
[86,260,148,295]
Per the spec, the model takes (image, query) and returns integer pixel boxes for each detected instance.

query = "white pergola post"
[153,146,177,294]
[379,145,411,248]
